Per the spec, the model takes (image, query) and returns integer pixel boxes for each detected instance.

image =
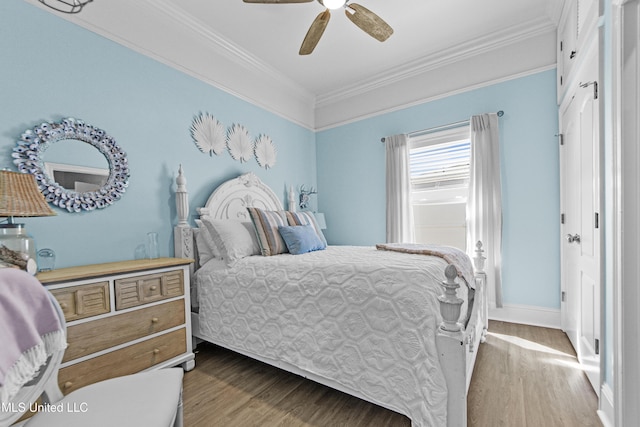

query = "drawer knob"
[60,302,67,309]
[151,317,159,323]
[64,381,73,389]
[150,285,157,291]
[153,348,160,355]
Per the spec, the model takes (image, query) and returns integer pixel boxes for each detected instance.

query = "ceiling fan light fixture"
[38,0,92,14]
[322,0,346,10]
[246,0,392,54]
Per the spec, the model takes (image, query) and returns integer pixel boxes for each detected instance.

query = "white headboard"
[197,172,284,221]
[173,166,293,266]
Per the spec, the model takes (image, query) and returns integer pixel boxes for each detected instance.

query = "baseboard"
[489,304,561,329]
[598,383,614,427]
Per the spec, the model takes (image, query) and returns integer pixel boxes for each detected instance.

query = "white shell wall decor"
[190,113,226,156]
[254,134,277,169]
[227,124,252,163]
[13,118,129,213]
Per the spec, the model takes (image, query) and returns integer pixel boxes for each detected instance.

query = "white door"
[559,43,601,394]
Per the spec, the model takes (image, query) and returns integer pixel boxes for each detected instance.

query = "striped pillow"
[247,208,289,256]
[285,211,327,246]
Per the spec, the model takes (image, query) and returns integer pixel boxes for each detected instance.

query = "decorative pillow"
[285,211,327,246]
[200,217,260,266]
[194,219,221,265]
[246,208,289,256]
[278,224,326,255]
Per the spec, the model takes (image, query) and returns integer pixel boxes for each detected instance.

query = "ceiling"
[27,0,564,128]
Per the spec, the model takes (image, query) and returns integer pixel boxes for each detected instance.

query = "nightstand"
[37,257,195,395]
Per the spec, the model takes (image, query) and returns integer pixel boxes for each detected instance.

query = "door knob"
[566,234,581,243]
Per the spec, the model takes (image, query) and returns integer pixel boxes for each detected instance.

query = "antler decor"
[298,185,317,209]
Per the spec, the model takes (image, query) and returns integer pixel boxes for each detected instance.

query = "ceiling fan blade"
[345,3,393,42]
[243,0,313,3]
[299,9,331,55]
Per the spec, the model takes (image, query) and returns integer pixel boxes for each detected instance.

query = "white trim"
[43,161,108,185]
[545,0,565,25]
[598,383,614,427]
[489,304,561,329]
[148,0,313,100]
[28,0,316,130]
[610,2,623,424]
[612,1,640,425]
[409,126,471,148]
[316,17,556,108]
[25,0,556,132]
[314,64,557,132]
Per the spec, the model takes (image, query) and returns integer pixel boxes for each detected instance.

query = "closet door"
[559,39,602,395]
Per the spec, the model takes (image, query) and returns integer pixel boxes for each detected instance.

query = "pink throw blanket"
[376,243,475,289]
[0,268,67,404]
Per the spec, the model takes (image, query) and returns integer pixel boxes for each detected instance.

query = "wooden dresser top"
[37,257,194,284]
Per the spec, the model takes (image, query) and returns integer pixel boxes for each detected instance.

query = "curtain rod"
[380,110,504,143]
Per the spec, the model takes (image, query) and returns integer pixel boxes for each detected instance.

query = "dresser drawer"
[50,281,110,322]
[115,270,184,310]
[58,328,187,395]
[63,299,185,362]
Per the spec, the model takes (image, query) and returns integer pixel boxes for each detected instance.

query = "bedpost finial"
[444,264,458,281]
[439,264,463,332]
[175,165,189,226]
[288,185,296,212]
[473,240,486,273]
[177,164,186,188]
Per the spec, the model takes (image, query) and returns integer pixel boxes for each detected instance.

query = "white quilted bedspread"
[195,245,469,427]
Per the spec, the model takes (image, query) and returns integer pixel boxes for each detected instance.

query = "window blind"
[410,139,470,190]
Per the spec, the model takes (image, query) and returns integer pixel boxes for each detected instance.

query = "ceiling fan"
[243,0,393,55]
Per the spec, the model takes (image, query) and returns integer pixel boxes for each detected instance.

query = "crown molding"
[316,17,557,108]
[546,0,566,25]
[147,0,315,105]
[314,64,557,132]
[27,0,316,128]
[23,0,559,131]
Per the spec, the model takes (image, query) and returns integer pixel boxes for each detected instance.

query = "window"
[409,126,470,250]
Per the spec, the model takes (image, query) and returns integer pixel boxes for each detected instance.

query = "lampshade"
[0,171,55,274]
[0,171,55,218]
[313,212,327,230]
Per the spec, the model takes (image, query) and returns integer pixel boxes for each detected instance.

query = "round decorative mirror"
[12,118,130,213]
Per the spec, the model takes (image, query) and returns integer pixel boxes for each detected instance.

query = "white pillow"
[201,218,260,266]
[194,219,221,265]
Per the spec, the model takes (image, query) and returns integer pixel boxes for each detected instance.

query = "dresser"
[37,257,195,395]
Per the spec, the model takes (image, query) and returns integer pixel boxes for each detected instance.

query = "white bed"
[173,168,488,427]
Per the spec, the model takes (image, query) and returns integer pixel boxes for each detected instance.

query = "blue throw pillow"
[278,224,326,255]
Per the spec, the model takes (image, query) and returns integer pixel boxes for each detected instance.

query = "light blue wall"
[317,70,561,309]
[0,0,316,268]
[0,1,561,311]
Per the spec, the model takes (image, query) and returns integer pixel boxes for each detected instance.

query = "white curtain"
[385,134,414,243]
[466,113,503,307]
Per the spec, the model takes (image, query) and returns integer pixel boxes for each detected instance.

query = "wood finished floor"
[183,321,601,427]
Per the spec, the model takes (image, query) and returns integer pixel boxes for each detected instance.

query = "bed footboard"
[436,241,487,427]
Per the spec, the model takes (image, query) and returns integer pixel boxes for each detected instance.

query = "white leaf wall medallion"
[191,113,226,156]
[190,113,277,169]
[227,123,252,163]
[254,134,277,169]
